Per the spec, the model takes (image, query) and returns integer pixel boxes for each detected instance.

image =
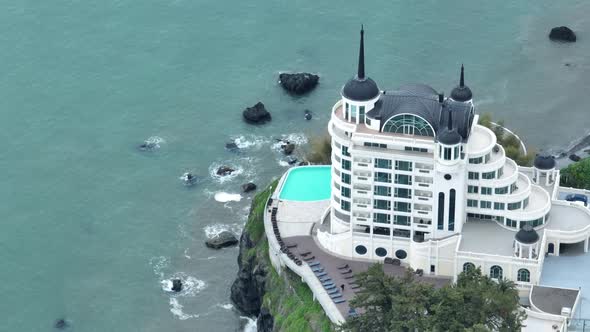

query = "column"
[585,237,589,253]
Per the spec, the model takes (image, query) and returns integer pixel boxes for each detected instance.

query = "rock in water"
[569,154,581,162]
[279,73,319,95]
[206,231,239,249]
[257,307,274,332]
[281,143,295,155]
[286,156,298,165]
[549,26,576,42]
[225,142,239,150]
[243,102,271,124]
[304,110,312,120]
[242,182,257,193]
[171,279,183,292]
[54,318,67,329]
[217,166,235,176]
[138,142,157,151]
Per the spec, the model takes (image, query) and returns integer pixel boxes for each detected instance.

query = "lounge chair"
[308,261,320,267]
[319,277,331,282]
[300,251,312,256]
[344,275,354,280]
[351,285,360,290]
[324,284,336,290]
[286,244,297,249]
[327,288,339,295]
[337,264,349,270]
[323,282,335,288]
[341,269,353,274]
[315,272,327,277]
[304,256,316,262]
[330,293,342,299]
[311,267,323,272]
[333,298,346,304]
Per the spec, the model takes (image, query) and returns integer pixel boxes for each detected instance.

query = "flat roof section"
[459,219,516,256]
[530,285,579,316]
[466,125,494,155]
[546,204,590,232]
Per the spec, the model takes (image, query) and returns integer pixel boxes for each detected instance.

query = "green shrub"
[561,157,590,189]
[306,135,332,165]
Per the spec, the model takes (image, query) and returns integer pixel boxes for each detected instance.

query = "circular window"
[375,247,387,257]
[395,250,407,259]
[444,174,452,180]
[355,245,367,255]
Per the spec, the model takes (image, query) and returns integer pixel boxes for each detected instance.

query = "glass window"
[449,189,456,231]
[342,159,351,170]
[468,185,479,194]
[375,158,392,169]
[394,202,411,212]
[481,187,492,195]
[517,269,530,282]
[508,202,522,210]
[393,215,410,226]
[393,229,411,238]
[374,186,391,196]
[480,201,491,209]
[350,105,357,122]
[484,154,491,163]
[523,197,529,209]
[497,167,504,178]
[454,146,459,159]
[482,171,496,180]
[444,147,452,160]
[382,114,435,137]
[468,172,479,180]
[359,106,365,122]
[341,146,350,157]
[394,174,412,185]
[341,173,351,184]
[345,103,349,119]
[490,265,503,279]
[355,245,367,255]
[494,202,505,210]
[394,188,412,199]
[438,192,445,230]
[341,186,351,198]
[375,247,387,257]
[510,183,517,193]
[467,199,478,207]
[374,199,391,210]
[373,213,391,224]
[395,250,407,259]
[506,219,517,228]
[469,157,483,164]
[463,262,475,273]
[375,172,391,183]
[495,186,508,195]
[395,160,413,171]
[341,200,350,211]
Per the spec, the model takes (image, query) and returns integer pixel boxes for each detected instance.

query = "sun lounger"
[327,288,339,295]
[323,282,335,288]
[341,269,353,274]
[303,256,315,262]
[337,264,349,270]
[312,266,323,272]
[324,284,336,290]
[320,277,332,282]
[344,275,354,280]
[330,293,342,299]
[308,261,320,267]
[315,272,327,277]
[333,298,346,304]
[351,285,360,290]
[286,244,297,249]
[300,251,312,256]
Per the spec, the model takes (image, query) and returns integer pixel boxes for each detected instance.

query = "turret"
[450,65,473,103]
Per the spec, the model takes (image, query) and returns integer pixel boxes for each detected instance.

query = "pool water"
[279,166,332,201]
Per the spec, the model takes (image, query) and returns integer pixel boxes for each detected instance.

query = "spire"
[447,108,453,131]
[357,25,365,80]
[459,64,465,87]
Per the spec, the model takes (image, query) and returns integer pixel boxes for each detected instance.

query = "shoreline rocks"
[279,73,319,95]
[216,166,235,176]
[206,231,239,249]
[242,183,257,193]
[171,279,183,292]
[243,102,271,124]
[549,26,576,42]
[281,142,295,155]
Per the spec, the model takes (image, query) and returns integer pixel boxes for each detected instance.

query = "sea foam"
[214,192,242,202]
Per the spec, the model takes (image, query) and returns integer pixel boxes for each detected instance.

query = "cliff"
[230,180,334,332]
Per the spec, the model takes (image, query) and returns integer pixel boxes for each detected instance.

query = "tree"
[306,135,332,165]
[561,156,590,189]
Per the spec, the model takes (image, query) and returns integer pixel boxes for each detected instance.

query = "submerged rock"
[138,141,158,151]
[217,166,235,176]
[279,73,319,95]
[54,318,67,329]
[182,173,197,186]
[286,156,298,165]
[304,110,312,120]
[569,154,581,162]
[171,279,183,292]
[257,307,274,332]
[242,182,257,193]
[549,26,576,42]
[206,231,239,249]
[243,102,271,124]
[281,143,295,155]
[225,142,239,150]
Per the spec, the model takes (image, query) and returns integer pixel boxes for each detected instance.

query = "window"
[494,202,505,210]
[523,197,529,209]
[467,199,478,207]
[517,269,530,282]
[480,201,492,209]
[375,158,392,169]
[345,103,349,119]
[438,192,445,230]
[375,172,391,183]
[374,186,391,197]
[510,183,517,193]
[395,250,407,259]
[341,200,350,211]
[449,189,456,231]
[508,202,522,210]
[506,219,517,228]
[393,229,411,238]
[405,146,428,153]
[484,154,491,163]
[341,146,350,157]
[395,174,412,185]
[375,247,387,257]
[366,118,371,126]
[482,171,496,180]
[359,106,366,122]
[393,215,410,226]
[342,159,351,170]
[481,187,492,195]
[395,160,413,171]
[468,185,479,194]
[374,199,391,210]
[495,186,508,195]
[374,213,391,224]
[443,147,452,160]
[364,142,387,149]
[355,245,367,255]
[497,167,504,178]
[394,202,411,212]
[454,146,459,159]
[382,114,435,137]
[394,188,411,199]
[341,173,351,184]
[350,104,357,122]
[463,262,475,273]
[490,265,503,279]
[468,172,479,180]
[469,157,483,164]
[341,187,351,198]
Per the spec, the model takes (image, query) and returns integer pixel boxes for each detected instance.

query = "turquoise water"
[279,166,332,201]
[1,1,590,331]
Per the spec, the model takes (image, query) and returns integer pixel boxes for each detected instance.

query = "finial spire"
[447,108,453,131]
[460,64,465,87]
[357,25,365,80]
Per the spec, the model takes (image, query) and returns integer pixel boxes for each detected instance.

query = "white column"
[545,171,550,186]
[585,237,589,253]
[519,245,523,258]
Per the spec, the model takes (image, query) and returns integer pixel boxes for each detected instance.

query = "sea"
[1,1,589,331]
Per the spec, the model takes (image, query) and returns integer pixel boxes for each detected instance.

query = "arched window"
[382,114,435,137]
[449,189,456,231]
[463,262,475,273]
[490,265,503,279]
[517,269,530,282]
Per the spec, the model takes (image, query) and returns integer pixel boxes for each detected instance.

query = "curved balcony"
[466,125,497,157]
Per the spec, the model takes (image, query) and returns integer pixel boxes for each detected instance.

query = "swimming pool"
[279,166,332,201]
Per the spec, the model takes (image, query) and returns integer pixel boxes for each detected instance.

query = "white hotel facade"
[317,28,590,301]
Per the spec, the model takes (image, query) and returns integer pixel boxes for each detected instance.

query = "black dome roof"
[515,225,540,244]
[534,154,556,170]
[342,77,380,101]
[438,128,462,145]
[450,65,473,102]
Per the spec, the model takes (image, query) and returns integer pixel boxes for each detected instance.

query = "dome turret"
[437,107,462,145]
[450,65,473,102]
[341,26,380,101]
[515,224,540,244]
[534,154,556,170]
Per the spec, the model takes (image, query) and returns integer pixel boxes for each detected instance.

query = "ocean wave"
[149,256,169,279]
[232,135,270,149]
[214,192,242,202]
[203,223,242,239]
[241,316,257,332]
[218,303,234,310]
[271,133,308,151]
[161,274,206,297]
[169,298,199,320]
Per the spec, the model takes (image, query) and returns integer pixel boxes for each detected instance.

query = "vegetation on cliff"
[305,135,332,165]
[560,156,590,189]
[231,180,334,332]
[341,265,525,332]
[478,113,535,167]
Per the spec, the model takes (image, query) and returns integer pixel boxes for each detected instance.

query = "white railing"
[456,250,540,266]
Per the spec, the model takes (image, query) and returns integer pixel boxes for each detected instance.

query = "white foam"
[143,136,165,149]
[169,298,199,320]
[149,256,169,279]
[219,303,234,310]
[204,223,242,239]
[214,192,242,202]
[271,133,308,151]
[209,163,244,184]
[161,274,206,297]
[232,135,270,149]
[241,316,257,332]
[278,160,289,167]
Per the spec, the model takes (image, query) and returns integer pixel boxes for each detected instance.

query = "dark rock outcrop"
[549,26,576,42]
[257,307,274,332]
[206,231,239,249]
[304,110,312,120]
[217,166,235,176]
[54,318,67,329]
[172,279,183,292]
[243,102,271,124]
[242,182,257,193]
[286,156,298,165]
[225,142,239,150]
[230,230,267,316]
[570,154,582,162]
[282,143,295,155]
[279,73,319,95]
[138,142,157,151]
